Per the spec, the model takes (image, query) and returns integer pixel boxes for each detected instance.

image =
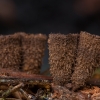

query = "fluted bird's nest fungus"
[0,31,100,100]
[48,31,100,100]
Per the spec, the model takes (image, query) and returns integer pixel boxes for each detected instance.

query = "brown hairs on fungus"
[71,31,100,91]
[48,33,78,86]
[0,33,21,71]
[21,33,47,74]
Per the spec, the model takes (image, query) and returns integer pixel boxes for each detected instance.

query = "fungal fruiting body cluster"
[72,32,100,91]
[48,31,100,91]
[0,32,47,74]
[0,31,100,93]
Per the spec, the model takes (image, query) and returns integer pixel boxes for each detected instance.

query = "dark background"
[0,0,100,72]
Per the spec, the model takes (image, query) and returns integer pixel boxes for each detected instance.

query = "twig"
[0,98,21,100]
[20,88,35,100]
[2,83,24,99]
[0,68,53,81]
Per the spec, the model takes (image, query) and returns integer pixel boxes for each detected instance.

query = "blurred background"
[0,0,100,75]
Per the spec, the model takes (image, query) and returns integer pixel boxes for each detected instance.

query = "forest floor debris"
[0,70,100,100]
